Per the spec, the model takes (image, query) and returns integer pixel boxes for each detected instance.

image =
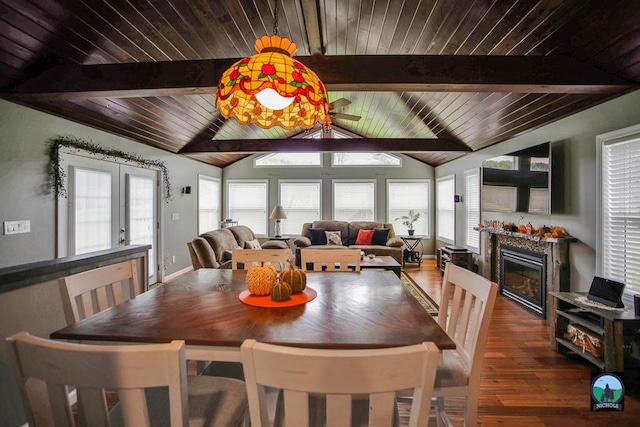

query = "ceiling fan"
[328,98,361,121]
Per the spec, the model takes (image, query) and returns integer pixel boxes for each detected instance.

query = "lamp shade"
[216,34,331,130]
[269,205,287,220]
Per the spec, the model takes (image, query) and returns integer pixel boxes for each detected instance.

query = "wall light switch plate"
[4,220,30,235]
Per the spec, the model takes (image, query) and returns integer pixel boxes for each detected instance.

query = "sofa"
[293,220,404,265]
[188,225,288,269]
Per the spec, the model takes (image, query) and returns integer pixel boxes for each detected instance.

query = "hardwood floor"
[404,259,640,427]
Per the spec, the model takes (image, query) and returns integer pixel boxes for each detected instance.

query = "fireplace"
[500,245,547,318]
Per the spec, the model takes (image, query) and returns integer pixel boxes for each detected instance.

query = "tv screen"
[481,142,551,214]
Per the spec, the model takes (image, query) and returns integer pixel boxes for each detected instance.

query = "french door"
[58,153,159,284]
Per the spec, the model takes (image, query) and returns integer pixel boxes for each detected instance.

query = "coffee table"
[360,255,401,277]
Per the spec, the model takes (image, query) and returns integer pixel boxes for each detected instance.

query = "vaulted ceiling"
[1,0,639,168]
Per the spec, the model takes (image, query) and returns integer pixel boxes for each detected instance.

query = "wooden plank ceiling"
[1,0,639,167]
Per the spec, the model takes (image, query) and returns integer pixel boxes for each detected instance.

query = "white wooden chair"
[240,338,440,427]
[7,331,248,427]
[300,248,361,272]
[231,249,291,270]
[433,263,498,427]
[58,260,140,324]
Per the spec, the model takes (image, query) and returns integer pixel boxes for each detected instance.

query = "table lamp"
[269,205,287,237]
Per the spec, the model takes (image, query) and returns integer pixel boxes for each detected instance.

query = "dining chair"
[300,248,361,272]
[231,249,291,270]
[433,263,498,427]
[240,338,440,427]
[58,259,140,324]
[7,331,248,427]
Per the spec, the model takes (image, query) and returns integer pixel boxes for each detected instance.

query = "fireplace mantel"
[476,227,577,320]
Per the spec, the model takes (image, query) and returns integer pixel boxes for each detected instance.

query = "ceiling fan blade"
[331,112,361,121]
[328,98,351,110]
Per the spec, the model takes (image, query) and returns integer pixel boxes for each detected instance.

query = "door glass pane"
[128,175,155,276]
[75,168,111,254]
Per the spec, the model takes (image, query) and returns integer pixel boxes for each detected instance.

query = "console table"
[550,292,640,371]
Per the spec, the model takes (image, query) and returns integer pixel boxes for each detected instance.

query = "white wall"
[435,89,640,291]
[0,99,222,277]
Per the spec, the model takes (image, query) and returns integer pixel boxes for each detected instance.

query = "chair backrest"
[438,263,498,387]
[231,249,291,270]
[300,248,361,271]
[58,260,140,324]
[241,339,440,427]
[7,332,187,427]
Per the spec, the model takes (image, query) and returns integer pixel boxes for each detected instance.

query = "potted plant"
[395,210,420,236]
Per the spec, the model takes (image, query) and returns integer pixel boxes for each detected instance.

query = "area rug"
[400,272,439,316]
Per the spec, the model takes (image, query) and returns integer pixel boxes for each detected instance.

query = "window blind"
[333,181,375,221]
[464,169,480,252]
[437,175,455,244]
[280,181,321,234]
[228,181,268,235]
[387,180,429,236]
[602,138,640,294]
[198,176,220,234]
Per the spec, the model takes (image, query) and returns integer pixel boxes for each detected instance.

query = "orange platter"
[238,287,317,308]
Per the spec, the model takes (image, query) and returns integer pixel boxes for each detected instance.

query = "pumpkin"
[280,260,307,293]
[246,262,277,295]
[271,280,292,301]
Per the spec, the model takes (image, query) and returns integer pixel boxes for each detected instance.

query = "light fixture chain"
[273,0,279,35]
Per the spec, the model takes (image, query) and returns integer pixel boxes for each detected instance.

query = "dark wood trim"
[3,55,634,101]
[178,137,471,153]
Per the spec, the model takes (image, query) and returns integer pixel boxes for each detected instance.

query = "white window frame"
[386,179,430,237]
[436,174,456,245]
[253,152,323,167]
[198,175,220,235]
[226,179,269,236]
[332,179,376,222]
[464,169,480,253]
[278,179,322,235]
[597,124,640,296]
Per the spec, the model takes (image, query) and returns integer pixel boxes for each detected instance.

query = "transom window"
[332,153,401,167]
[254,152,322,167]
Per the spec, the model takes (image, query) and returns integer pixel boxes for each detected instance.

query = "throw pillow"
[308,228,327,245]
[372,228,390,246]
[355,229,375,245]
[244,239,262,250]
[325,230,343,246]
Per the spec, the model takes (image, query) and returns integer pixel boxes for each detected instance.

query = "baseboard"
[163,266,193,283]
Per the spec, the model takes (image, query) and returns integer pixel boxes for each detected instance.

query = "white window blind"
[74,168,112,254]
[437,175,455,244]
[198,176,220,234]
[280,181,321,234]
[228,181,268,235]
[387,180,429,236]
[464,169,480,252]
[601,137,640,294]
[333,181,375,221]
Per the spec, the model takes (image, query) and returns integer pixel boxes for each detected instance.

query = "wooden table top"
[51,269,454,353]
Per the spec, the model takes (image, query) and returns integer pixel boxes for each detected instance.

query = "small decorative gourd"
[271,279,292,301]
[280,260,307,293]
[246,262,277,296]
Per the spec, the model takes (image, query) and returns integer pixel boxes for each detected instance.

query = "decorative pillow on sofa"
[372,228,390,246]
[244,239,262,249]
[355,229,375,245]
[325,231,343,246]
[308,228,327,245]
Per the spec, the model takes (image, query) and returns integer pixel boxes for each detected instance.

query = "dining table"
[51,269,454,362]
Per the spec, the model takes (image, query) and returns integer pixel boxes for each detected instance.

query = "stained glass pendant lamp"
[215,0,331,130]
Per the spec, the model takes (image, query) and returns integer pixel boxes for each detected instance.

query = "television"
[481,142,552,215]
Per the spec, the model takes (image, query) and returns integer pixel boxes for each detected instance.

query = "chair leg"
[464,396,478,427]
[434,396,453,427]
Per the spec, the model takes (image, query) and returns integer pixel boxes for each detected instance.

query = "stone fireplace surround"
[478,228,576,320]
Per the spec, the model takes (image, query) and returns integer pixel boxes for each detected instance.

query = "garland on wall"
[47,136,173,201]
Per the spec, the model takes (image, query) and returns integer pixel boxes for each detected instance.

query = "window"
[254,152,322,167]
[198,175,220,234]
[598,125,640,295]
[227,180,268,235]
[333,180,375,221]
[279,180,322,235]
[437,175,455,244]
[464,169,480,253]
[332,153,401,166]
[387,180,429,236]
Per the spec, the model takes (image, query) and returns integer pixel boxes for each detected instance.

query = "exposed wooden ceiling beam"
[3,55,634,102]
[179,137,471,153]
